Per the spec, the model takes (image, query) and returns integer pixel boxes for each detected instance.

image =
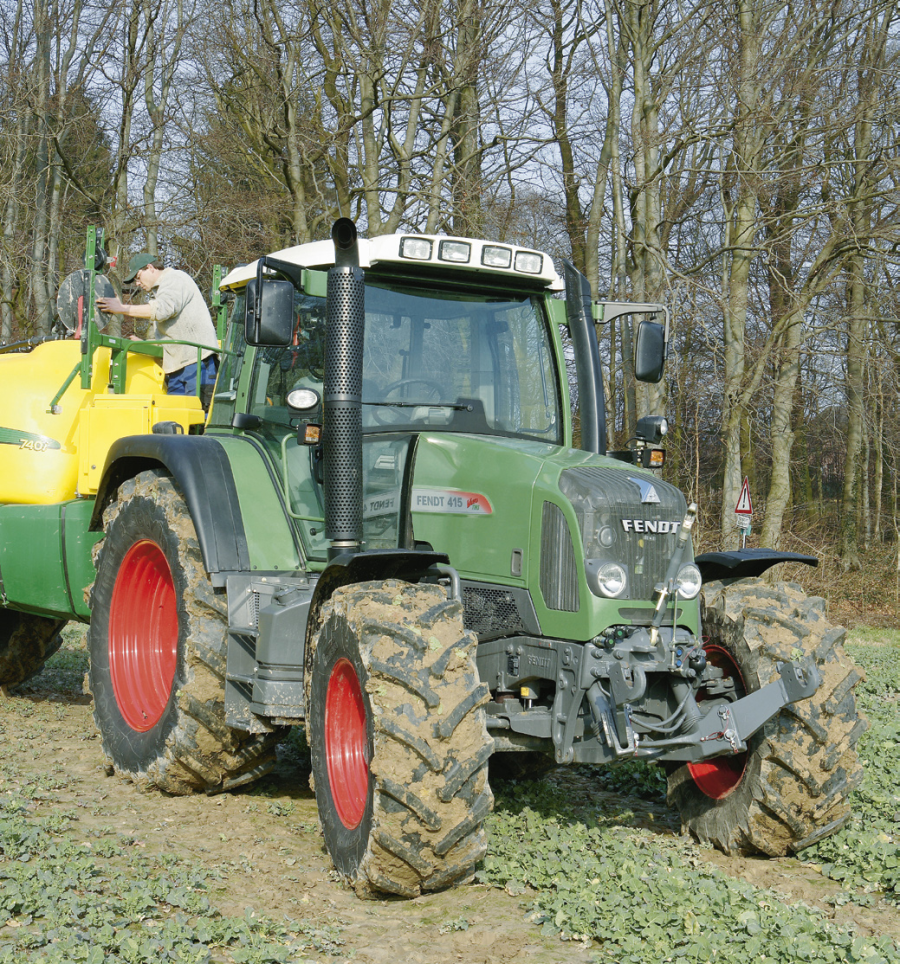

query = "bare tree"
[0,0,32,339]
[837,3,897,568]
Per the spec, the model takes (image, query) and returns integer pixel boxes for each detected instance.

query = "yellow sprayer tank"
[0,340,205,504]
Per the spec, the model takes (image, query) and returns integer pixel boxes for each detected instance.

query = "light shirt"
[147,267,219,374]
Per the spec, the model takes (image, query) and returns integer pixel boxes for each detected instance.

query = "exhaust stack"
[323,219,365,561]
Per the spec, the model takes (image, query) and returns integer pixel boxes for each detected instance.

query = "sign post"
[735,476,753,548]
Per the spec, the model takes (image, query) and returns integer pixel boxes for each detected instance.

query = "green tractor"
[0,221,864,897]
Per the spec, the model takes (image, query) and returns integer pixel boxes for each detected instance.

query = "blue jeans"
[167,355,218,394]
[167,355,218,410]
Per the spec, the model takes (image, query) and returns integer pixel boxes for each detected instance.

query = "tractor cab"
[215,237,581,562]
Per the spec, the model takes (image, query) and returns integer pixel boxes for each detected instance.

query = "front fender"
[695,548,818,583]
[302,548,452,693]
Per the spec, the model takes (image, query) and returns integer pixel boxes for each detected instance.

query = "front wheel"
[308,580,494,897]
[88,470,281,794]
[667,579,866,856]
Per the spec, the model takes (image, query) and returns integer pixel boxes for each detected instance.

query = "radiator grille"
[559,467,687,601]
[463,586,528,639]
[540,501,580,612]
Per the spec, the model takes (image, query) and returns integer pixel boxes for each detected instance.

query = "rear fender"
[91,435,250,585]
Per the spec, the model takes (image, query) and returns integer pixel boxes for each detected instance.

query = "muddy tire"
[667,579,866,856]
[308,579,493,898]
[0,611,65,687]
[88,469,281,794]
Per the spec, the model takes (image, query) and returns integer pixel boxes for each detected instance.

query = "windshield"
[362,283,561,440]
[250,280,562,444]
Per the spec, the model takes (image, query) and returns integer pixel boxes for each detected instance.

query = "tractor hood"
[411,433,550,581]
[411,433,697,641]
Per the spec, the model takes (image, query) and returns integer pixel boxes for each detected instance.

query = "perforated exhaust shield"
[323,228,365,557]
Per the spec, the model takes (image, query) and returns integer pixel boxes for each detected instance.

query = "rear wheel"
[308,580,493,897]
[88,469,281,794]
[667,579,866,855]
[0,611,65,687]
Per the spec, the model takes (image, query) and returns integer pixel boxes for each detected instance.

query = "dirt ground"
[2,636,897,962]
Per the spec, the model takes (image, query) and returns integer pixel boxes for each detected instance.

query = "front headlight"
[586,560,628,598]
[675,563,702,600]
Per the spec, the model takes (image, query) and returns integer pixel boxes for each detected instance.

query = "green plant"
[0,783,345,963]
[479,781,899,961]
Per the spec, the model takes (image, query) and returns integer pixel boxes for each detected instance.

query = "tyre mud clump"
[668,578,867,857]
[308,580,493,898]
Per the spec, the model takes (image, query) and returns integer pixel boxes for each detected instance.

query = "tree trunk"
[450,2,484,236]
[839,6,887,570]
[760,310,803,549]
[1,111,28,341]
[719,0,763,549]
[873,367,884,542]
[627,0,665,423]
[29,0,53,335]
[840,261,866,570]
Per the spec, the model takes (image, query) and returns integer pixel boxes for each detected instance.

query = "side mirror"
[634,319,666,383]
[244,277,294,346]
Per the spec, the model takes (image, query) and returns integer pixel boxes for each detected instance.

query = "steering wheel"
[371,378,443,425]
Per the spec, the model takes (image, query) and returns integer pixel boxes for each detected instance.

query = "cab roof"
[219,232,564,292]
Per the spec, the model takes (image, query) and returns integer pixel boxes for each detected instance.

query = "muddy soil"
[2,631,896,962]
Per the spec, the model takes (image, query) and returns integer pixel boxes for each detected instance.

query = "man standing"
[97,254,219,410]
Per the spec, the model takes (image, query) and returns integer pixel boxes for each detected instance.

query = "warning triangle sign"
[735,477,753,515]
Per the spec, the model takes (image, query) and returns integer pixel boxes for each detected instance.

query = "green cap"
[123,253,157,283]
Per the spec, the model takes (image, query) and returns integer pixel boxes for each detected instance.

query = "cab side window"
[248,293,327,447]
[206,295,246,428]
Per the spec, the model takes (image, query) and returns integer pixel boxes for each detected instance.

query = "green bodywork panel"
[411,433,699,642]
[528,449,699,641]
[209,434,305,573]
[411,433,545,584]
[546,297,568,330]
[0,499,99,620]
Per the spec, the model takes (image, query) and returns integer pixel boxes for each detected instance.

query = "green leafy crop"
[479,782,898,962]
[5,624,899,962]
[0,792,343,963]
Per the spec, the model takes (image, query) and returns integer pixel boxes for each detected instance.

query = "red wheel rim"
[108,540,178,732]
[688,644,748,799]
[325,658,369,829]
